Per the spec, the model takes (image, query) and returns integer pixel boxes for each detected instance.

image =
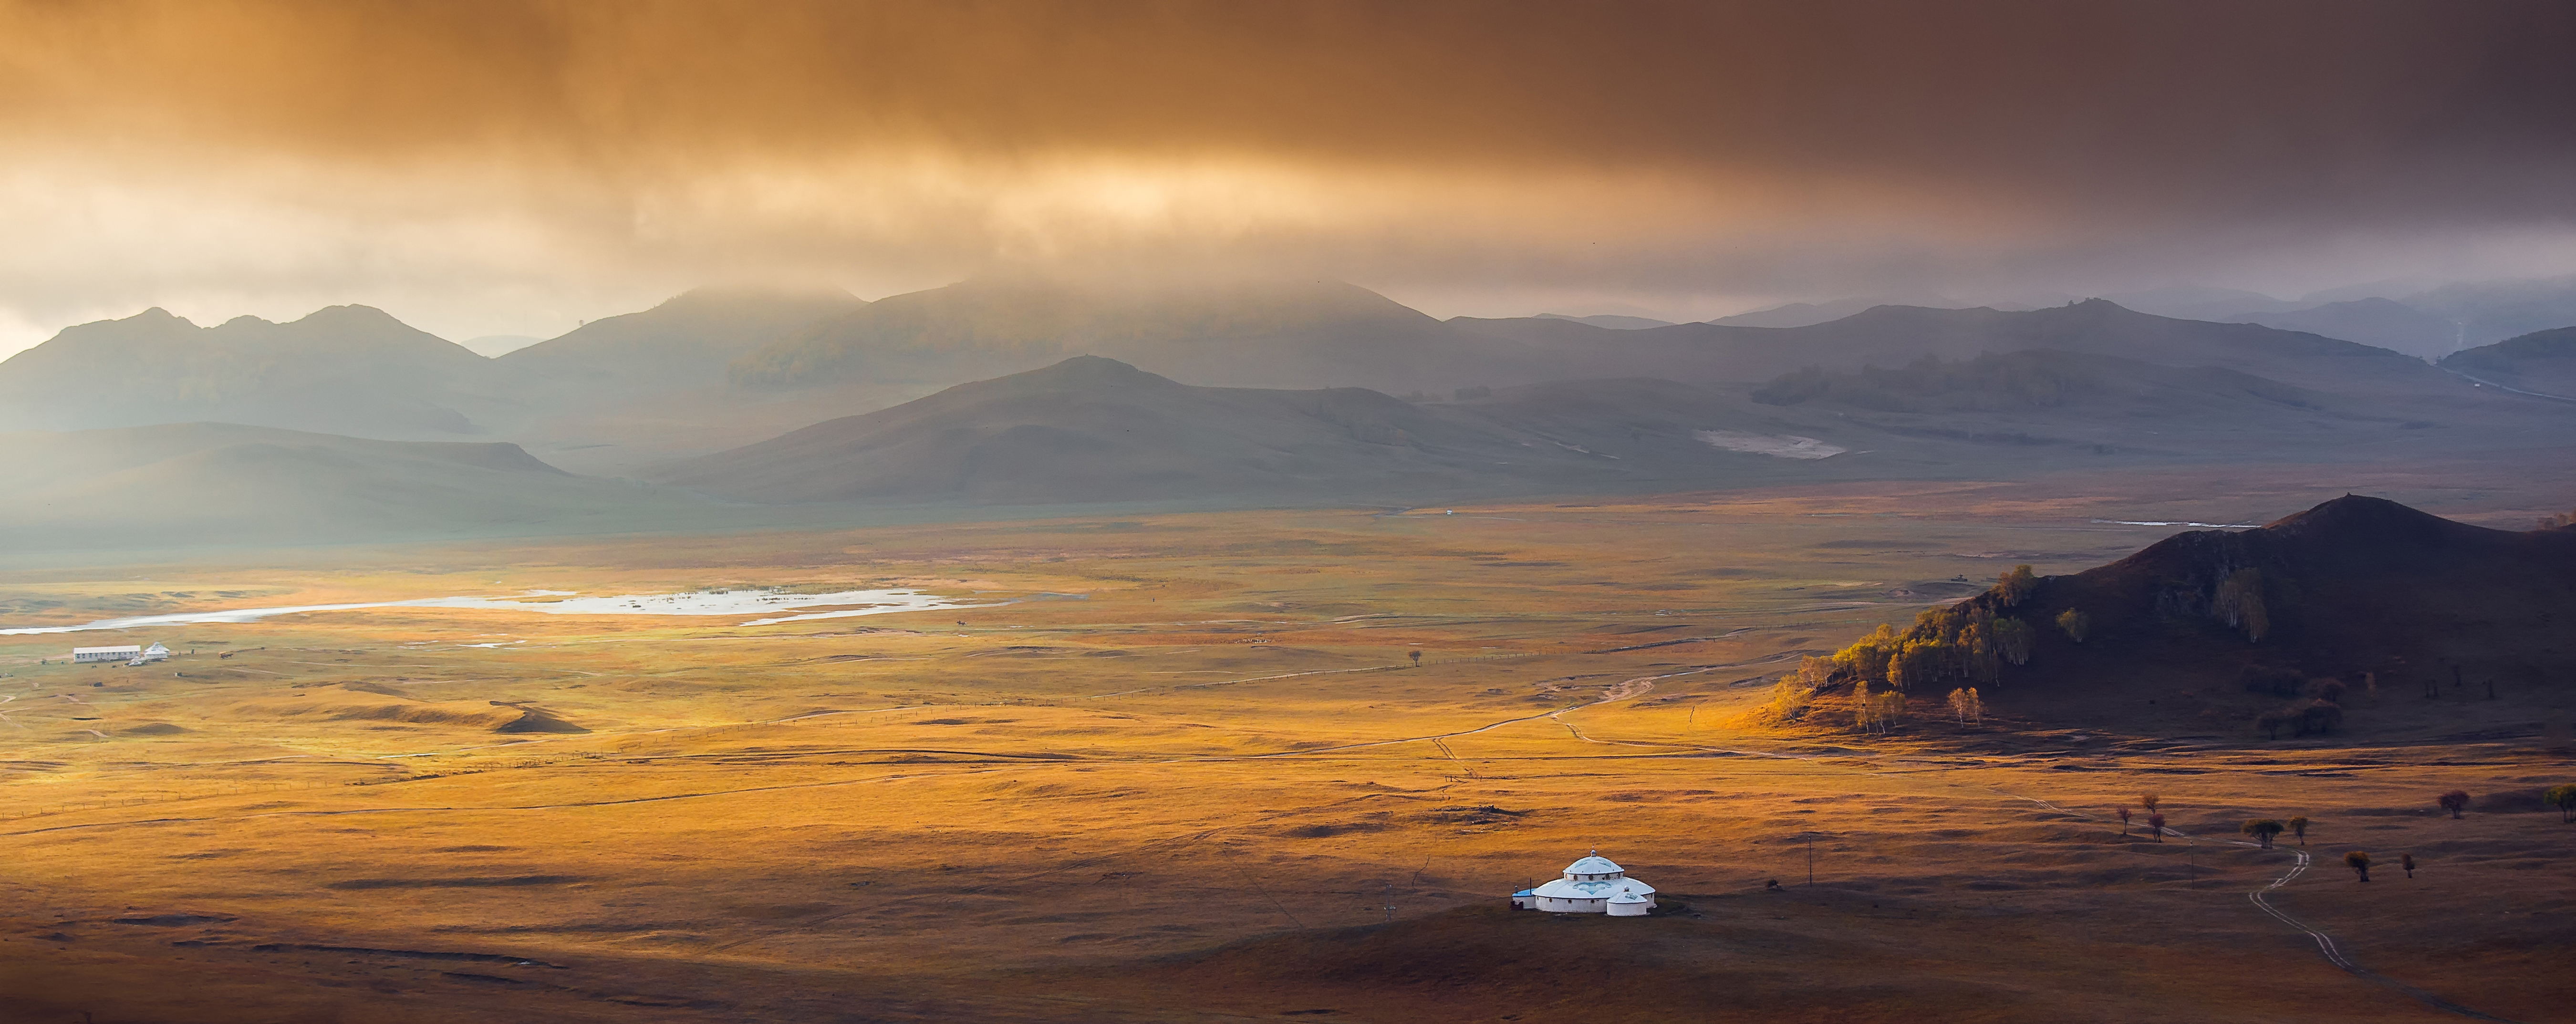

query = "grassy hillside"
[0,423,714,551]
[2440,325,2576,397]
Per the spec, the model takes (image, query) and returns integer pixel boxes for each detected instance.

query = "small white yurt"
[1514,849,1657,915]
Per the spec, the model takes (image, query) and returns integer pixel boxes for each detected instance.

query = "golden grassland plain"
[1,471,2570,1024]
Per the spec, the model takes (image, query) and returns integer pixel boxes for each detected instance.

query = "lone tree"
[2056,608,2091,643]
[2545,785,2576,824]
[2256,710,2291,740]
[2345,850,2372,882]
[2116,806,2132,836]
[1945,687,1984,725]
[2438,789,2471,819]
[2400,853,2416,879]
[2241,819,2285,850]
[2288,816,2310,846]
[1409,650,1422,668]
[2139,793,2161,815]
[2147,812,2166,841]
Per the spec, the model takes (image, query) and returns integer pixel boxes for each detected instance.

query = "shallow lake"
[0,589,969,636]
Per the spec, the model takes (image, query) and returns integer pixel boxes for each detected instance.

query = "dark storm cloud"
[0,0,2570,342]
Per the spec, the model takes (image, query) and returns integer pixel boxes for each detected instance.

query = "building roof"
[1565,854,1623,875]
[72,646,142,654]
[1608,886,1652,905]
[1531,876,1657,900]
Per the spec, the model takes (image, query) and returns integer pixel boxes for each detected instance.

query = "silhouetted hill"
[2441,326,2576,398]
[2224,297,2457,361]
[0,306,495,438]
[1883,496,2576,739]
[500,286,865,396]
[0,424,709,551]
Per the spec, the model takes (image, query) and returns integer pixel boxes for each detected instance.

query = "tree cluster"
[1850,678,1908,734]
[2212,568,2270,641]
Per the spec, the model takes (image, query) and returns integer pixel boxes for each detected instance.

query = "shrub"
[2295,700,2344,736]
[2055,608,2090,643]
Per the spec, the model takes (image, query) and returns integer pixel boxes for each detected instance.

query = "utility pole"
[1383,881,1397,923]
[1807,835,1815,887]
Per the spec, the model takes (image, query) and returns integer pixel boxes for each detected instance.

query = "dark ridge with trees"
[1784,495,2576,739]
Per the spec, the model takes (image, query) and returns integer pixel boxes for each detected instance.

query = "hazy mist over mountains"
[4,271,2572,553]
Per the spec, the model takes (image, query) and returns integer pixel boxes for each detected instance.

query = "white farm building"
[1511,851,1657,916]
[71,642,166,665]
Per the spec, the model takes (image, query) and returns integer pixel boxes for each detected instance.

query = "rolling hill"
[1859,496,2576,739]
[658,356,1606,505]
[2440,326,2576,399]
[2223,297,2458,361]
[0,423,712,551]
[654,343,2572,510]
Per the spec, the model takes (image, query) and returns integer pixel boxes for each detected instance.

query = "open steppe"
[2,465,2570,1023]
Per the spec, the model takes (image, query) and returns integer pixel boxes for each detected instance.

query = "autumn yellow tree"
[2056,608,2090,642]
[1945,687,1984,725]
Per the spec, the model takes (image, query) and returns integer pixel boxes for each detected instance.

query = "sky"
[2,0,2573,354]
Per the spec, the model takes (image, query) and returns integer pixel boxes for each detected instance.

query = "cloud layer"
[3,0,2572,347]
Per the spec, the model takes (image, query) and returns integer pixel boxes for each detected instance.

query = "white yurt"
[1510,850,1657,914]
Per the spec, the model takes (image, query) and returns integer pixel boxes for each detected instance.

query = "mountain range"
[1,275,2571,549]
